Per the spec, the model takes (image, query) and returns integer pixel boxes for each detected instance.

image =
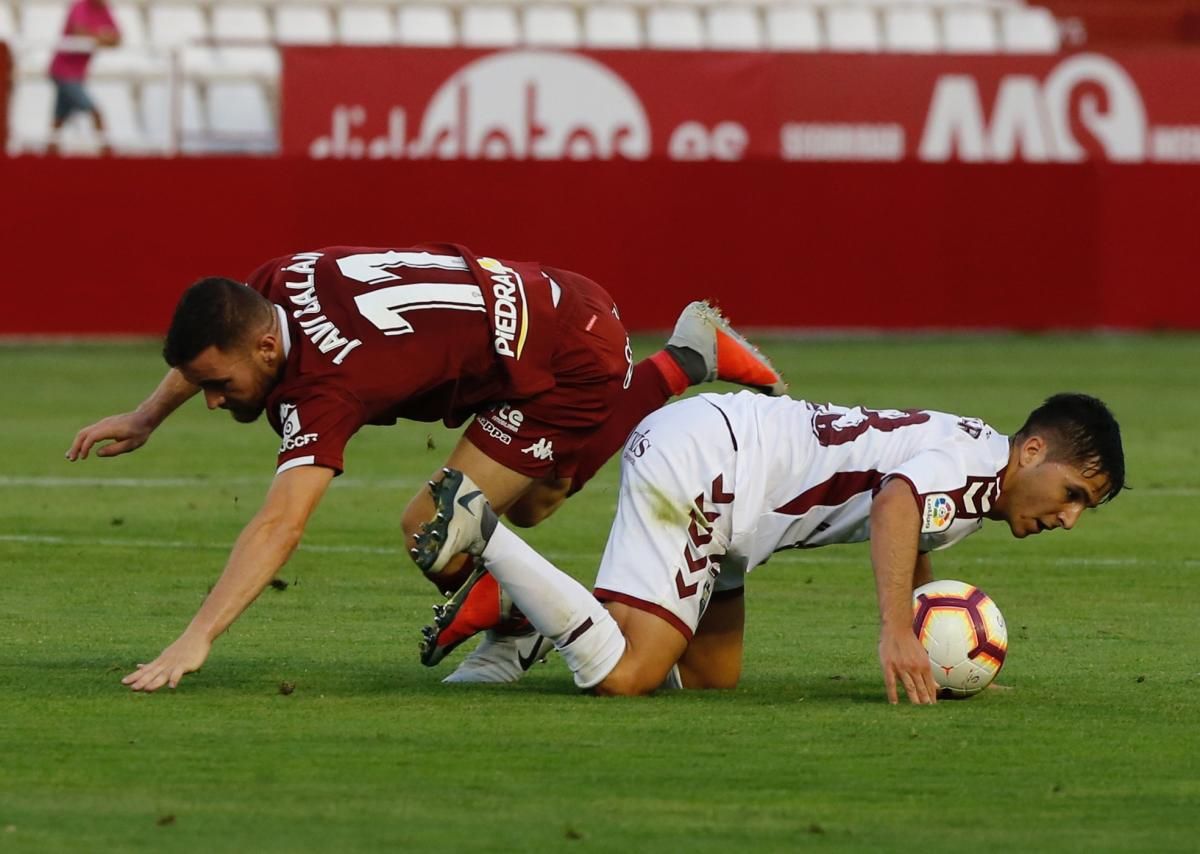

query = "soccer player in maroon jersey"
[65,244,785,692]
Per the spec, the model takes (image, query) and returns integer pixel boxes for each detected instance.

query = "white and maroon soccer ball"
[911,580,1008,699]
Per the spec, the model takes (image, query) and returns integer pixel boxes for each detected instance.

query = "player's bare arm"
[66,368,199,461]
[94,25,120,47]
[870,478,939,706]
[122,464,333,692]
[913,552,933,589]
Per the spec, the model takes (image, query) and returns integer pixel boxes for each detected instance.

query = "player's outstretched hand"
[66,411,156,461]
[878,625,938,706]
[122,632,211,692]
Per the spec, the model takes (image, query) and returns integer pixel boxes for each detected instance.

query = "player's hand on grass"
[122,631,211,692]
[66,411,156,461]
[878,625,938,706]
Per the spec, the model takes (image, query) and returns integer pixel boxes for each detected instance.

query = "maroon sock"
[570,356,674,494]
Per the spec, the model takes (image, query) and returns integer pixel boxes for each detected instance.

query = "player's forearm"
[184,514,303,643]
[136,369,199,427]
[870,485,921,630]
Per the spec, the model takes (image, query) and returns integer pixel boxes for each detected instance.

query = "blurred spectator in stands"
[47,0,121,155]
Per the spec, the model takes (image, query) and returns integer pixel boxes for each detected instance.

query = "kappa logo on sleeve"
[921,493,956,533]
[279,403,319,452]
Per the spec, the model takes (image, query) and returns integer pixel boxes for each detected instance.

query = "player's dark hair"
[162,277,273,367]
[1015,393,1126,503]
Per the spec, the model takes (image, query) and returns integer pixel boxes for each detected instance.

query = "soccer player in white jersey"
[412,392,1124,704]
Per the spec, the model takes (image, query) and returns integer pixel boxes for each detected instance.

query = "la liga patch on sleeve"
[921,493,956,533]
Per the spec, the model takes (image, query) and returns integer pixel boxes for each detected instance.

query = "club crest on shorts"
[921,493,956,533]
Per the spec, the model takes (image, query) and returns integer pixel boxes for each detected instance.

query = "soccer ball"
[911,580,1008,699]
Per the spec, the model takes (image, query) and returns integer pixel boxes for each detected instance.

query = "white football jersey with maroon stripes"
[701,392,1010,572]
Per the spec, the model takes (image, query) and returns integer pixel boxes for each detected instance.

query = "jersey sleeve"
[886,443,1002,550]
[273,388,366,476]
[884,448,971,534]
[886,448,967,497]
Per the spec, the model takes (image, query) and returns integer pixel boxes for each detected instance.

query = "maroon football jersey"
[245,244,564,474]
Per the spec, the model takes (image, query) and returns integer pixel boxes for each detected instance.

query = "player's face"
[991,436,1109,538]
[180,342,278,423]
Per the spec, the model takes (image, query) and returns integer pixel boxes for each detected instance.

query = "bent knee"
[593,674,656,697]
[504,503,553,528]
[504,479,570,528]
[399,498,426,541]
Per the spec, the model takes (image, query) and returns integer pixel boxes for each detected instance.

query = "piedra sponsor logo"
[478,257,528,359]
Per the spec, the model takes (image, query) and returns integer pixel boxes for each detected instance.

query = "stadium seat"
[582,5,641,48]
[147,5,208,47]
[110,2,146,47]
[396,5,456,46]
[180,44,220,76]
[216,46,280,78]
[646,7,704,49]
[942,8,999,53]
[211,5,271,43]
[276,6,336,45]
[8,78,54,152]
[140,78,205,152]
[1001,7,1060,53]
[707,6,764,50]
[18,1,66,45]
[461,5,520,47]
[90,46,165,75]
[16,45,52,76]
[337,5,396,44]
[765,6,822,51]
[89,79,148,151]
[883,8,939,53]
[0,3,15,40]
[206,80,275,150]
[826,7,881,53]
[55,116,104,154]
[523,4,581,47]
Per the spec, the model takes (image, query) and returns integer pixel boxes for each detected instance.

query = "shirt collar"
[274,304,292,358]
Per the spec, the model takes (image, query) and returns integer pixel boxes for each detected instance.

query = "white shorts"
[593,396,744,640]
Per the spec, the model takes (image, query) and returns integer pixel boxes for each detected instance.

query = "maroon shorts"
[463,267,633,480]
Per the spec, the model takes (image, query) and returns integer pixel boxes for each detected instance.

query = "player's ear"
[255,331,277,364]
[1019,434,1047,467]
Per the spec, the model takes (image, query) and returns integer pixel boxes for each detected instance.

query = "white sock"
[481,524,626,689]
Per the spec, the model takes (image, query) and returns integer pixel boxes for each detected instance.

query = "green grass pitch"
[1,335,1197,852]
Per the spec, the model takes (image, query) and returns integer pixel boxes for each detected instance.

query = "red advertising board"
[281,47,1200,164]
[2,157,1198,335]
